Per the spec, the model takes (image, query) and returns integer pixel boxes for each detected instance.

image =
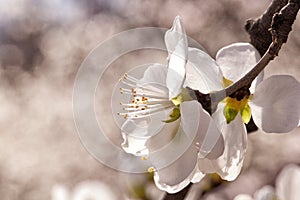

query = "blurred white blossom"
[234,164,300,200]
[51,181,118,200]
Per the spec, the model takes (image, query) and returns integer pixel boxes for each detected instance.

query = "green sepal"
[163,107,181,123]
[223,105,238,124]
[241,103,252,124]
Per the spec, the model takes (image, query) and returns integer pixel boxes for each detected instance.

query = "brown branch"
[245,0,288,55]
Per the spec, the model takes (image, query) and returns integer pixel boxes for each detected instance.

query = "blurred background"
[0,0,299,199]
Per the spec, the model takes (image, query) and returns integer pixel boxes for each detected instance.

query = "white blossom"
[234,164,300,200]
[118,16,224,193]
[193,42,300,181]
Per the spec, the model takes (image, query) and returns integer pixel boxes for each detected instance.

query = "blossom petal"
[216,43,261,91]
[150,101,210,193]
[276,164,300,200]
[191,167,205,183]
[181,101,224,159]
[198,103,247,181]
[138,63,168,87]
[137,64,169,98]
[215,111,247,181]
[165,16,188,98]
[121,113,168,156]
[184,47,224,93]
[145,119,179,153]
[180,101,209,141]
[249,75,300,133]
[253,185,276,200]
[250,70,264,94]
[72,181,117,200]
[197,159,217,174]
[151,127,198,194]
[121,118,151,156]
[234,194,254,200]
[200,118,225,159]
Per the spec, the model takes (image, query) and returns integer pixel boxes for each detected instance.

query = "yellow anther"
[141,156,147,161]
[142,96,148,101]
[148,167,155,173]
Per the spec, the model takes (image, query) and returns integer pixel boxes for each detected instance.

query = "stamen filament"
[120,75,168,96]
[119,89,169,100]
[119,105,174,119]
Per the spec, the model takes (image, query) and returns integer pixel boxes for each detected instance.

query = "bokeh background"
[0,0,299,199]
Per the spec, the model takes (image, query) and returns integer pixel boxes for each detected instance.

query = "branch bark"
[245,0,288,55]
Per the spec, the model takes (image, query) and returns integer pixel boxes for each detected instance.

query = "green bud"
[223,105,238,124]
[241,103,251,124]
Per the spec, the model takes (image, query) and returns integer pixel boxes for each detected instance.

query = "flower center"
[117,73,175,119]
[222,77,252,124]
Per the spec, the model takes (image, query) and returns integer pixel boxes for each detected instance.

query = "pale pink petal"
[249,75,300,133]
[184,47,223,93]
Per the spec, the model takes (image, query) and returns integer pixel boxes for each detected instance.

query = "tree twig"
[245,0,288,55]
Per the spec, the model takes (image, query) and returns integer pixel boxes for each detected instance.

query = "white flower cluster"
[118,16,300,193]
[234,164,300,200]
